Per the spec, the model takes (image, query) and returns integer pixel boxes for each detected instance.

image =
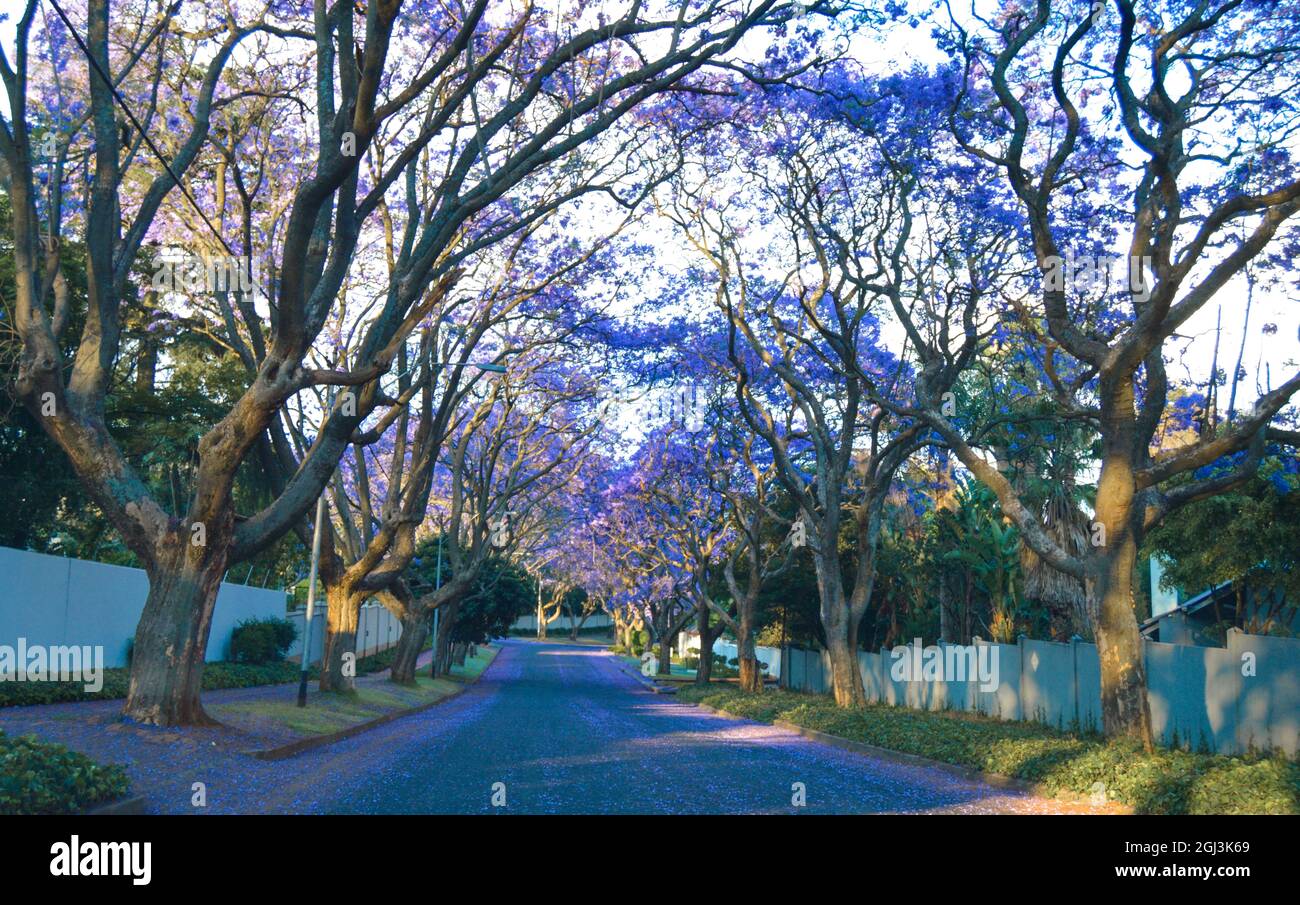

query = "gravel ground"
[0,640,1117,814]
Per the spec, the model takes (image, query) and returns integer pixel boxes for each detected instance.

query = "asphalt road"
[305,639,1086,814]
[0,638,1106,813]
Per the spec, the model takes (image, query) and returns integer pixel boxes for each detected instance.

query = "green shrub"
[0,660,304,707]
[0,636,426,709]
[202,661,301,689]
[630,630,649,657]
[676,685,1300,815]
[0,730,131,814]
[229,616,298,664]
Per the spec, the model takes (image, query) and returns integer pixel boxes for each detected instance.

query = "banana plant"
[942,480,1024,644]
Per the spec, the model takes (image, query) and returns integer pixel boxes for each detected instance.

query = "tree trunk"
[1092,380,1155,748]
[825,632,865,707]
[389,613,428,685]
[124,531,228,726]
[657,636,672,676]
[1094,532,1154,746]
[810,545,866,708]
[319,585,360,693]
[695,646,712,684]
[452,641,468,666]
[434,600,460,676]
[136,336,158,393]
[938,581,954,643]
[737,610,763,694]
[694,606,721,686]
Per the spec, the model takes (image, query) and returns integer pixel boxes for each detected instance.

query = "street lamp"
[535,575,544,640]
[296,493,326,707]
[296,357,505,707]
[430,532,443,679]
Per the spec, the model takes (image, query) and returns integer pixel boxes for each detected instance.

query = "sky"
[2,0,1296,441]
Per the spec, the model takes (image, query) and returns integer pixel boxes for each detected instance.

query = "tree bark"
[389,613,428,685]
[1089,378,1155,747]
[319,585,360,693]
[657,636,673,676]
[736,610,763,694]
[452,641,468,666]
[433,600,460,676]
[124,529,228,725]
[810,545,867,707]
[694,605,723,686]
[1095,542,1152,745]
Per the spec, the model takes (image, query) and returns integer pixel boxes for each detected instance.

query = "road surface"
[297,640,1095,814]
[2,639,1107,813]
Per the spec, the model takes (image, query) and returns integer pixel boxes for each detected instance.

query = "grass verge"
[676,685,1300,815]
[0,640,431,708]
[210,646,497,739]
[0,729,131,814]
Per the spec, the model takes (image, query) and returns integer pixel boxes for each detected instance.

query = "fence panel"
[782,632,1298,756]
[1021,639,1074,729]
[0,546,284,667]
[1229,630,1300,755]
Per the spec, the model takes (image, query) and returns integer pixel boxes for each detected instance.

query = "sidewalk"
[0,646,496,811]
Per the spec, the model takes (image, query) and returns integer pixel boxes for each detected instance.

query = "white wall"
[677,632,782,679]
[512,612,612,632]
[285,601,403,667]
[784,630,1299,756]
[0,546,288,667]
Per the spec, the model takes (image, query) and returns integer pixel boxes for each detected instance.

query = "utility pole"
[297,494,326,707]
[430,533,443,679]
[536,575,544,640]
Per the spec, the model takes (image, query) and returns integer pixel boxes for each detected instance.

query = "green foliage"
[940,479,1024,643]
[0,659,319,707]
[454,555,536,644]
[676,686,1299,815]
[0,730,131,814]
[1145,466,1300,635]
[229,616,298,664]
[0,190,306,585]
[408,539,534,644]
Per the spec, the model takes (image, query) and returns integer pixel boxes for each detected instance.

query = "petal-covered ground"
[0,640,1117,814]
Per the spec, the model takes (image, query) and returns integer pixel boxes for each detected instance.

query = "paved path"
[2,640,1112,813]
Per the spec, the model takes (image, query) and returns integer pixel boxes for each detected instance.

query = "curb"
[615,662,678,694]
[770,718,1032,791]
[84,795,147,815]
[692,700,1031,788]
[685,700,1130,812]
[248,649,499,761]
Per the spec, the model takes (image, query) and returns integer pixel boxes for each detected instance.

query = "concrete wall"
[0,546,403,669]
[707,639,783,680]
[285,601,403,667]
[782,629,1300,756]
[512,612,612,632]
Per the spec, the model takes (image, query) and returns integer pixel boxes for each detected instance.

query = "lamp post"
[295,354,504,705]
[296,493,326,707]
[536,575,544,640]
[430,532,443,679]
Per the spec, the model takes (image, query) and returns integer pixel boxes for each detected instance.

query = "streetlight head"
[475,363,508,374]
